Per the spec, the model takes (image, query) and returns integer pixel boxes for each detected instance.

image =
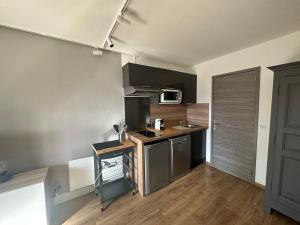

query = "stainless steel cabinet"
[144,140,171,195]
[170,135,191,181]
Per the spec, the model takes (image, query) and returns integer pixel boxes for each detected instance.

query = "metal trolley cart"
[93,140,135,211]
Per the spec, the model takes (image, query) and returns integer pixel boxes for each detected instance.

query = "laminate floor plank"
[62,165,299,225]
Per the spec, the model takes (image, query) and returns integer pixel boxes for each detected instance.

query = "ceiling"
[115,0,300,66]
[1,0,300,67]
[0,0,123,47]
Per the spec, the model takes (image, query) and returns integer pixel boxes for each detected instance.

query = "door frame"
[210,67,261,183]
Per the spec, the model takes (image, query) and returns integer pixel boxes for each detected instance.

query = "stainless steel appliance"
[170,135,191,181]
[144,140,171,195]
[160,89,182,104]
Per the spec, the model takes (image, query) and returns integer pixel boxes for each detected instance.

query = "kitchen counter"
[127,125,208,197]
[93,139,136,156]
[128,126,208,144]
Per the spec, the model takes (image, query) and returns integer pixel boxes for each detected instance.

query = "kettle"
[155,118,165,130]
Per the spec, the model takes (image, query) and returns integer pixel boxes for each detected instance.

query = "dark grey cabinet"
[122,63,197,103]
[265,61,300,222]
[184,75,197,103]
[124,97,150,131]
[123,63,161,87]
[190,130,206,169]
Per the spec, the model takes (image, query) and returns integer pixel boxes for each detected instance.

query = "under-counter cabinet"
[190,130,206,168]
[128,126,208,197]
[170,135,191,181]
[265,61,300,222]
[144,140,171,195]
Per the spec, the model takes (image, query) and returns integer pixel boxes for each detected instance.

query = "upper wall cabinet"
[122,63,197,103]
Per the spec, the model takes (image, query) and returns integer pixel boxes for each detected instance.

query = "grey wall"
[0,26,124,193]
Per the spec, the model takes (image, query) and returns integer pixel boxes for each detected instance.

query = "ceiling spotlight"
[117,15,131,25]
[107,37,114,48]
[117,15,123,23]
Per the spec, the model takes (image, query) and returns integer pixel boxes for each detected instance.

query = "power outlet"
[53,185,62,197]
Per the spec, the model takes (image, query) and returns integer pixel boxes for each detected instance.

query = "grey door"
[212,68,260,182]
[170,135,191,181]
[271,75,300,210]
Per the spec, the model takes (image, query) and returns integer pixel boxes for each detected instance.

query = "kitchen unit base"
[128,126,208,197]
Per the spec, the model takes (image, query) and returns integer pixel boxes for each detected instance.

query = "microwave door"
[161,90,180,103]
[165,92,176,101]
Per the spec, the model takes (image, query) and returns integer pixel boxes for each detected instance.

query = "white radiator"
[68,156,124,191]
[68,157,95,191]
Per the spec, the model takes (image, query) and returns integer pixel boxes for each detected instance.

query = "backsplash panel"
[187,103,209,126]
[150,103,209,128]
[150,104,187,127]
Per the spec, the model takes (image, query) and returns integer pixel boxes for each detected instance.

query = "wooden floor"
[63,165,299,225]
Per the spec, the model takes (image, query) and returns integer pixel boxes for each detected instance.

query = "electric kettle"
[154,118,165,130]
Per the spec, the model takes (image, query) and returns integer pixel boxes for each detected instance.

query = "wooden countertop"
[128,126,208,144]
[93,139,136,156]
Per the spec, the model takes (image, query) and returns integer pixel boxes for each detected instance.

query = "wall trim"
[206,161,265,189]
[255,182,265,190]
[53,185,94,205]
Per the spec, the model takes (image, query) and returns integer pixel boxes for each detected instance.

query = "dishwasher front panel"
[144,140,171,195]
[170,135,191,181]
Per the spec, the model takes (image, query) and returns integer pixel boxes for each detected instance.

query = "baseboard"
[205,161,214,167]
[53,185,94,205]
[254,182,265,190]
[205,161,265,190]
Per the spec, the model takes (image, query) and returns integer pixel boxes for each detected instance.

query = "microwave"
[160,89,182,104]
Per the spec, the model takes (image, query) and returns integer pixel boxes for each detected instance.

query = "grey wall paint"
[0,26,124,193]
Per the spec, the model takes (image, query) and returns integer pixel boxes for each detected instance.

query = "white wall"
[194,30,300,185]
[0,26,123,195]
[68,157,94,191]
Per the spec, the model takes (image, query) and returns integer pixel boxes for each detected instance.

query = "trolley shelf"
[101,177,133,202]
